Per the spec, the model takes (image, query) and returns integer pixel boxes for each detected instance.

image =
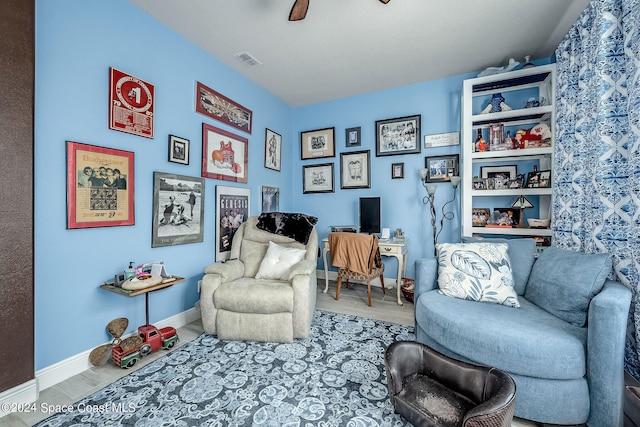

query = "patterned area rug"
[36,311,414,426]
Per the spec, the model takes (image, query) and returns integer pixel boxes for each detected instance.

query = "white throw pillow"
[437,242,520,307]
[255,241,307,280]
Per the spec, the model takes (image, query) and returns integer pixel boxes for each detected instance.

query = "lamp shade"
[511,195,534,209]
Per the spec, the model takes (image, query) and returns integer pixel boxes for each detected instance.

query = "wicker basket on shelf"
[401,278,415,303]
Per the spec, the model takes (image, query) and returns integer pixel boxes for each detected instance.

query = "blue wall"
[34,0,294,370]
[34,0,551,371]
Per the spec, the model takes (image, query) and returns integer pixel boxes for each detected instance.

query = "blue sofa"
[414,238,631,426]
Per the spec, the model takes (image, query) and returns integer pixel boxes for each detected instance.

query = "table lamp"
[511,195,534,227]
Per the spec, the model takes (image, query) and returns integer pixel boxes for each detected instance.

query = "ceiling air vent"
[233,51,263,67]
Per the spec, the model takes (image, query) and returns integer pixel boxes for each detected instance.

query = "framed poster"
[302,163,334,194]
[108,67,154,138]
[168,135,190,165]
[375,114,421,156]
[216,185,250,261]
[66,141,134,229]
[151,172,204,247]
[264,128,282,172]
[261,186,280,213]
[392,162,404,179]
[300,127,335,160]
[424,154,459,183]
[202,123,248,183]
[345,126,361,147]
[196,81,252,134]
[340,150,370,189]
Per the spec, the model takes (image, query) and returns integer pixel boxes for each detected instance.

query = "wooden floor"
[2,279,548,426]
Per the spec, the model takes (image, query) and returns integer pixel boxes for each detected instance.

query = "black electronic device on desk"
[359,196,381,234]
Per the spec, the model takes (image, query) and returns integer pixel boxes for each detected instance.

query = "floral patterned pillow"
[436,242,520,307]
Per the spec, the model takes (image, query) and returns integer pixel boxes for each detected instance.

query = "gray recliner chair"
[199,215,318,343]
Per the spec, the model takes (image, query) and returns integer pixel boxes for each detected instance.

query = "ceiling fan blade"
[289,0,309,21]
[379,0,391,3]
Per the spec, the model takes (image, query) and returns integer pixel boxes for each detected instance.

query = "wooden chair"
[329,232,385,306]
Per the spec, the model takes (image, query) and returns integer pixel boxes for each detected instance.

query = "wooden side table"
[100,276,185,326]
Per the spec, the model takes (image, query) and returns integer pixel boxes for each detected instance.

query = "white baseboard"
[0,379,37,418]
[0,306,201,414]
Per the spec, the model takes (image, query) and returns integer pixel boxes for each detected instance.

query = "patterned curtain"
[554,0,640,379]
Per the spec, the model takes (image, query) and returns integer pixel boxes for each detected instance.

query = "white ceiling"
[129,0,590,107]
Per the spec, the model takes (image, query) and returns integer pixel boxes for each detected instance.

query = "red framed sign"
[109,67,155,138]
[202,123,248,183]
[196,81,252,134]
[67,141,135,229]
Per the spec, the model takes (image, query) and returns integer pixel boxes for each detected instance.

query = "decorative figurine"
[481,93,512,114]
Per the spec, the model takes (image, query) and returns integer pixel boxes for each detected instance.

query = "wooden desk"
[322,238,408,305]
[100,276,186,325]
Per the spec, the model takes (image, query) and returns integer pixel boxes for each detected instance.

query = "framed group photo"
[375,114,421,156]
[301,127,335,160]
[303,163,334,194]
[168,135,190,165]
[526,170,551,188]
[340,150,370,189]
[202,123,248,183]
[424,154,459,183]
[151,172,204,247]
[215,185,250,261]
[66,141,134,229]
[264,128,282,171]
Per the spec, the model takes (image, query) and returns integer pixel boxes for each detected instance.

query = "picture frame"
[472,208,491,227]
[525,169,551,188]
[196,81,252,134]
[168,135,190,165]
[264,128,282,172]
[493,207,520,227]
[480,165,517,179]
[303,163,334,194]
[108,67,154,138]
[391,162,404,179]
[424,154,459,183]
[345,126,361,147]
[261,186,280,213]
[508,173,525,189]
[66,141,134,229]
[375,114,421,156]
[473,177,488,190]
[151,172,204,247]
[340,150,370,189]
[202,123,248,183]
[300,127,335,160]
[215,185,250,261]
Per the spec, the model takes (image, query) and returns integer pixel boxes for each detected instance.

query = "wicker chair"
[329,232,384,307]
[385,341,516,427]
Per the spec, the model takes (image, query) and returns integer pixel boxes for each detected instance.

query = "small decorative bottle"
[474,129,483,152]
[125,262,136,279]
[504,130,513,150]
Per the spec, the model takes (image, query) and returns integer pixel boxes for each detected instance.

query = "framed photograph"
[202,123,248,183]
[472,208,491,227]
[424,131,460,148]
[168,135,190,165]
[196,81,252,134]
[340,150,370,189]
[480,165,517,179]
[424,154,459,183]
[525,170,551,188]
[303,163,334,194]
[216,185,250,261]
[375,114,421,156]
[261,186,280,213]
[508,173,525,189]
[473,177,488,190]
[301,127,335,160]
[108,67,154,138]
[345,126,361,147]
[66,141,134,229]
[151,172,204,247]
[391,162,404,179]
[264,128,282,172]
[493,208,520,227]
